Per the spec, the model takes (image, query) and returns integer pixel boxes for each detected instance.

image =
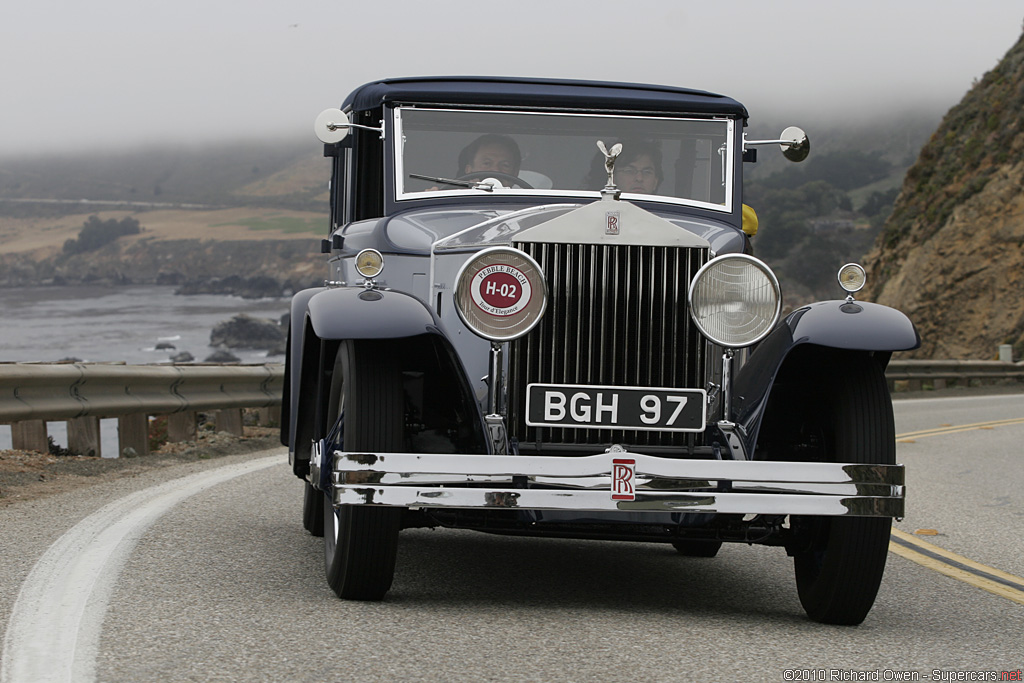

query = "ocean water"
[0,285,290,453]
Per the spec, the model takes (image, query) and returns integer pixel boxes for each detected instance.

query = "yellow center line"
[890,418,1024,603]
[895,416,1024,440]
[889,528,1024,605]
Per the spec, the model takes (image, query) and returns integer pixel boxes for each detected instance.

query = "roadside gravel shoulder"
[0,428,283,507]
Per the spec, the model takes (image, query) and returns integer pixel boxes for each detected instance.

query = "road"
[2,393,1022,682]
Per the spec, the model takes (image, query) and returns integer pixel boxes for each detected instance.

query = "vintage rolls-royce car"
[281,76,919,625]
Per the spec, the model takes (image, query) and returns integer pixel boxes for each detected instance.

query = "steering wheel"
[456,171,534,189]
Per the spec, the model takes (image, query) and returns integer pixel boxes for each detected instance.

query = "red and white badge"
[454,246,548,342]
[470,264,533,317]
[611,458,636,501]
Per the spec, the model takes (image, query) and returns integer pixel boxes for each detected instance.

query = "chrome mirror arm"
[325,121,385,139]
[743,126,810,162]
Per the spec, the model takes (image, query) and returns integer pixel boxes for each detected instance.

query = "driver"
[456,134,521,178]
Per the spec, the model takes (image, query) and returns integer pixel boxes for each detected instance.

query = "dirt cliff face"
[863,32,1024,360]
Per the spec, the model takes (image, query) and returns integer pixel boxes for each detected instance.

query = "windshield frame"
[392,106,735,213]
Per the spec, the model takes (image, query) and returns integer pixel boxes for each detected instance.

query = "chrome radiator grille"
[508,242,710,451]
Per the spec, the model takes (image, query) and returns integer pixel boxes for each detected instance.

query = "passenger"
[585,140,663,194]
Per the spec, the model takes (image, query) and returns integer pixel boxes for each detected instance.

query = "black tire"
[671,540,723,557]
[302,481,324,537]
[323,340,403,601]
[792,354,895,625]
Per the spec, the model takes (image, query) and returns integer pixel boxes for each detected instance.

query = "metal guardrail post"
[168,411,197,443]
[999,345,1014,363]
[215,409,244,436]
[67,416,101,458]
[11,420,48,453]
[119,414,149,457]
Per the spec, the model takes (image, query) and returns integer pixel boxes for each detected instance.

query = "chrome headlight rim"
[837,262,867,294]
[354,249,384,279]
[688,253,782,348]
[454,246,548,342]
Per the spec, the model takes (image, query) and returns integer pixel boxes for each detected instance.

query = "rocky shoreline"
[0,238,323,298]
[209,313,288,358]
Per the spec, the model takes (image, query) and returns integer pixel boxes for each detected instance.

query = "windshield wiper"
[409,173,494,192]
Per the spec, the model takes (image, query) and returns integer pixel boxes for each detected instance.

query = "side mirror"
[314,108,353,144]
[744,126,811,163]
[780,126,810,163]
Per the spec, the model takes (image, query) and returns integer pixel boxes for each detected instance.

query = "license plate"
[525,383,706,432]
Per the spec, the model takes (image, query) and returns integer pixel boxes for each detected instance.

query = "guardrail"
[1,359,1022,458]
[885,359,1024,391]
[0,363,283,457]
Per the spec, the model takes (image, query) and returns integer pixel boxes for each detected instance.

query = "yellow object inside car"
[742,204,758,237]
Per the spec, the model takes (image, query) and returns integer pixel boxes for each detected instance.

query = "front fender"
[284,286,443,468]
[307,287,442,339]
[281,287,327,449]
[285,286,487,477]
[731,300,920,457]
[781,300,920,351]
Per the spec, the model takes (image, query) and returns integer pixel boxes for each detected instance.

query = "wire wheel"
[792,354,895,625]
[322,340,403,601]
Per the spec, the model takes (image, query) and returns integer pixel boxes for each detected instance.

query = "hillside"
[0,138,331,294]
[0,137,328,209]
[862,31,1024,360]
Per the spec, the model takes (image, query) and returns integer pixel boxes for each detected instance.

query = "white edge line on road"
[892,392,1024,404]
[1,452,283,683]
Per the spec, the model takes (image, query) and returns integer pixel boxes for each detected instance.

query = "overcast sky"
[2,0,1022,156]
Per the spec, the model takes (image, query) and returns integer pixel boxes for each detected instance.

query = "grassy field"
[211,214,323,235]
[0,207,325,257]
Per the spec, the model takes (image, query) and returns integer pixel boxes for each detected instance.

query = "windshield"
[394,107,734,211]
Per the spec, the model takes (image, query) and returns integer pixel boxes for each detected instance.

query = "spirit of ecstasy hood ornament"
[596,140,623,200]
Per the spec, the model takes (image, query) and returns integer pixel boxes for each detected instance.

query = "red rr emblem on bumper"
[611,458,636,500]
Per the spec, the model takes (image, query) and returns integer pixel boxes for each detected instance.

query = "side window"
[352,111,384,221]
[330,147,349,230]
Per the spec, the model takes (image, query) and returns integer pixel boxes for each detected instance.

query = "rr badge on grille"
[605,210,620,235]
[611,458,636,500]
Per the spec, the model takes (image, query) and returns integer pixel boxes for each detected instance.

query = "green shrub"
[63,215,141,254]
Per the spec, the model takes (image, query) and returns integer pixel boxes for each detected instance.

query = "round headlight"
[837,263,866,293]
[355,249,384,278]
[688,254,782,348]
[454,247,547,342]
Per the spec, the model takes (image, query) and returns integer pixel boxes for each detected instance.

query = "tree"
[63,216,141,254]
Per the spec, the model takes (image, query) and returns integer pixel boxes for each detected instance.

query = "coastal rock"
[170,351,194,363]
[204,349,240,363]
[210,313,286,350]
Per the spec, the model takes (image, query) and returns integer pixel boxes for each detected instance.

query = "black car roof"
[342,76,748,119]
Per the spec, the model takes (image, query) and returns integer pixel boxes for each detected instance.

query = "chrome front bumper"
[330,451,904,517]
